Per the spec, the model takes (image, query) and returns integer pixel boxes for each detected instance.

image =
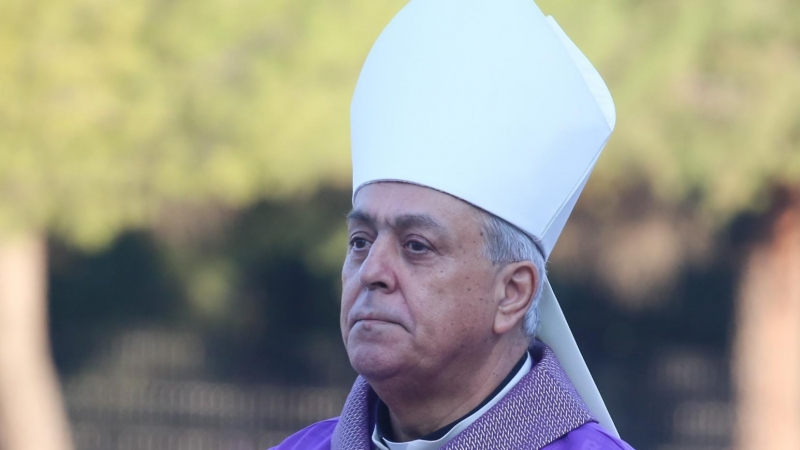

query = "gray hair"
[480,212,547,339]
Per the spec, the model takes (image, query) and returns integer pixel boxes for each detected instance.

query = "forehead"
[351,182,482,229]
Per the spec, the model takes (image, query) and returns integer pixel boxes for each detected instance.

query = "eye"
[405,240,429,253]
[349,237,370,250]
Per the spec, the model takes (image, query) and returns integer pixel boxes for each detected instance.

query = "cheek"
[341,256,360,295]
[340,264,362,327]
[430,272,495,337]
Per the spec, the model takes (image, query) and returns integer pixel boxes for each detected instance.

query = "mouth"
[351,319,404,336]
[354,317,394,325]
[350,314,402,330]
[355,318,394,325]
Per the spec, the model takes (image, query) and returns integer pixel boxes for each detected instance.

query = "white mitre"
[350,0,618,437]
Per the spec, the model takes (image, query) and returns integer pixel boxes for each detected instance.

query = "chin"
[346,340,409,381]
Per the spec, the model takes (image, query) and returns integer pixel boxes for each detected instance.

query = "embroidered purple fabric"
[270,344,635,450]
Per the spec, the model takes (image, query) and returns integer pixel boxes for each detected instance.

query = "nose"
[358,236,397,293]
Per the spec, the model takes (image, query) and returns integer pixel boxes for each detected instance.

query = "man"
[274,0,634,448]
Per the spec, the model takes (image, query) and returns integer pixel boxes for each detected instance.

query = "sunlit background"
[0,0,798,449]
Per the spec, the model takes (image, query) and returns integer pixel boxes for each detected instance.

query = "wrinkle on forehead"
[348,183,486,248]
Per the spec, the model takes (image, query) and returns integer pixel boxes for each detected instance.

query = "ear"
[493,261,538,335]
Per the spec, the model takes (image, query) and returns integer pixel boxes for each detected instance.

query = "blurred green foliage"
[1,0,798,248]
[538,0,800,221]
[16,3,780,444]
[0,0,405,248]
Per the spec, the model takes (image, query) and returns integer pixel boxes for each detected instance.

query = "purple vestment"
[271,344,634,449]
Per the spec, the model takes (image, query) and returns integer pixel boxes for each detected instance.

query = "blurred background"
[0,0,798,449]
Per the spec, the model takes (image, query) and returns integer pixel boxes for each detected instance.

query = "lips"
[350,312,402,329]
[353,315,393,325]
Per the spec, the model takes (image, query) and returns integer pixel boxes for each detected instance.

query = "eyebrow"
[346,210,446,233]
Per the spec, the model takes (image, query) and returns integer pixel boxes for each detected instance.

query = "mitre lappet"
[350,0,618,436]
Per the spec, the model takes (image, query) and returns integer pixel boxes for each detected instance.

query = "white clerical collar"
[372,352,532,450]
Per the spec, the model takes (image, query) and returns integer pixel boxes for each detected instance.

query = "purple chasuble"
[271,344,634,450]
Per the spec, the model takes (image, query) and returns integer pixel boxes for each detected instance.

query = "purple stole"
[331,343,595,450]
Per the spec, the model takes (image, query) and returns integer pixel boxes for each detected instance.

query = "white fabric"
[537,279,616,435]
[372,353,532,450]
[351,0,614,259]
[350,0,618,437]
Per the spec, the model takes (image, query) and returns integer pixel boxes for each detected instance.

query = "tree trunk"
[734,189,800,450]
[0,234,73,450]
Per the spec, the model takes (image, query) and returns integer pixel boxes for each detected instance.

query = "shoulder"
[268,418,339,450]
[544,422,636,450]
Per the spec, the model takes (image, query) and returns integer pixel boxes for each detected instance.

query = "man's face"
[341,182,500,382]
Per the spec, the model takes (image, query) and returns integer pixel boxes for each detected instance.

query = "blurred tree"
[537,0,800,447]
[0,0,404,448]
[1,0,797,447]
[0,237,73,450]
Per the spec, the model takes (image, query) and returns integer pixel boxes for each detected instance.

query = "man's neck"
[369,341,529,441]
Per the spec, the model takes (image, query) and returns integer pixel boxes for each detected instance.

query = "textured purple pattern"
[269,418,337,450]
[331,343,595,450]
[331,375,374,449]
[271,420,635,450]
[547,422,635,450]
